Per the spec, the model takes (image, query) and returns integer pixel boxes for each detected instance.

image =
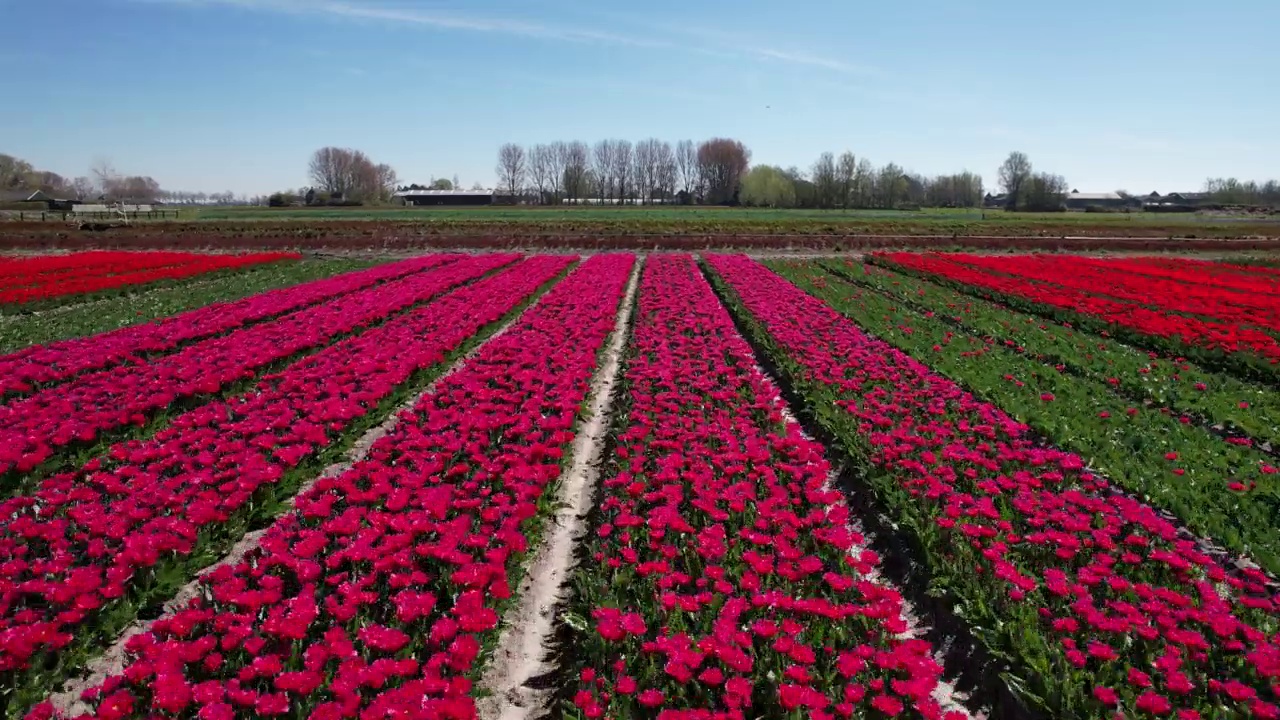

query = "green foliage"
[739,165,796,208]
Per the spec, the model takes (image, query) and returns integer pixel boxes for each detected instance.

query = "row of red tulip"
[0,256,206,292]
[706,254,1280,719]
[27,254,634,720]
[0,255,517,479]
[0,255,575,716]
[953,254,1280,331]
[0,253,299,305]
[875,252,1280,370]
[1067,256,1280,299]
[0,252,229,284]
[565,254,962,719]
[1128,256,1280,281]
[0,254,458,397]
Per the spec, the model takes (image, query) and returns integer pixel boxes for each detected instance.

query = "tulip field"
[1,249,1278,720]
[0,252,299,308]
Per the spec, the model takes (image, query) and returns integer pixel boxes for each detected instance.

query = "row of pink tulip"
[0,255,517,478]
[0,254,459,397]
[707,254,1280,719]
[0,255,574,716]
[27,254,633,720]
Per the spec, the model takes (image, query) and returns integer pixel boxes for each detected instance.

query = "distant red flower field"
[0,250,297,305]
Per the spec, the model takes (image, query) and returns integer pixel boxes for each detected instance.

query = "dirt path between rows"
[45,279,551,716]
[475,258,642,720]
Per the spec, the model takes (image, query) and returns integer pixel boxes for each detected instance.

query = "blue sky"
[3,0,1276,196]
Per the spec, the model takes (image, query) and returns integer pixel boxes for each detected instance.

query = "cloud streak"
[143,0,876,75]
[142,0,668,48]
[750,48,880,77]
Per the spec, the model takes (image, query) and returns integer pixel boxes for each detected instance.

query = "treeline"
[743,154,985,209]
[494,139,986,208]
[0,153,166,203]
[496,138,748,205]
[1203,178,1280,206]
[996,152,1069,211]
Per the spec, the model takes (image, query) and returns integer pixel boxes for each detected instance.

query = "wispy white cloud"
[750,48,880,77]
[140,0,669,48]
[579,12,882,77]
[144,0,877,75]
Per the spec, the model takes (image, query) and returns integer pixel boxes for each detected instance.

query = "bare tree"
[90,158,118,194]
[836,151,856,207]
[591,140,613,202]
[998,151,1033,210]
[633,138,664,204]
[0,154,34,189]
[811,152,838,208]
[529,144,553,204]
[309,147,354,196]
[496,143,527,199]
[696,138,751,205]
[548,141,568,203]
[610,140,634,204]
[375,163,398,203]
[70,176,97,200]
[675,139,697,201]
[308,147,396,203]
[563,141,590,203]
[654,141,676,202]
[853,158,875,208]
[875,163,905,208]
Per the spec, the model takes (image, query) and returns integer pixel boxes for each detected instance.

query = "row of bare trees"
[498,142,990,209]
[307,147,398,204]
[1203,177,1280,206]
[496,138,750,205]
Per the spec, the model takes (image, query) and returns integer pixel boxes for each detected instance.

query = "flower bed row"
[0,259,375,355]
[0,253,299,305]
[706,254,1280,720]
[0,258,221,292]
[0,254,513,480]
[0,255,574,717]
[30,253,634,720]
[1064,256,1280,300]
[821,258,1280,462]
[952,254,1280,330]
[0,252,226,286]
[1145,256,1280,281]
[874,252,1280,381]
[0,254,456,397]
[777,259,1280,576]
[560,254,959,720]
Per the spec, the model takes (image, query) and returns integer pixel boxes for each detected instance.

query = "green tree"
[740,165,796,208]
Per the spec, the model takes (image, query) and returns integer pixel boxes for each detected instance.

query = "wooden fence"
[0,210,181,222]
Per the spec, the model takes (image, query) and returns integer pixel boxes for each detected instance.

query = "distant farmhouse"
[1063,190,1130,211]
[1142,191,1212,211]
[394,188,497,206]
[984,189,1213,212]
